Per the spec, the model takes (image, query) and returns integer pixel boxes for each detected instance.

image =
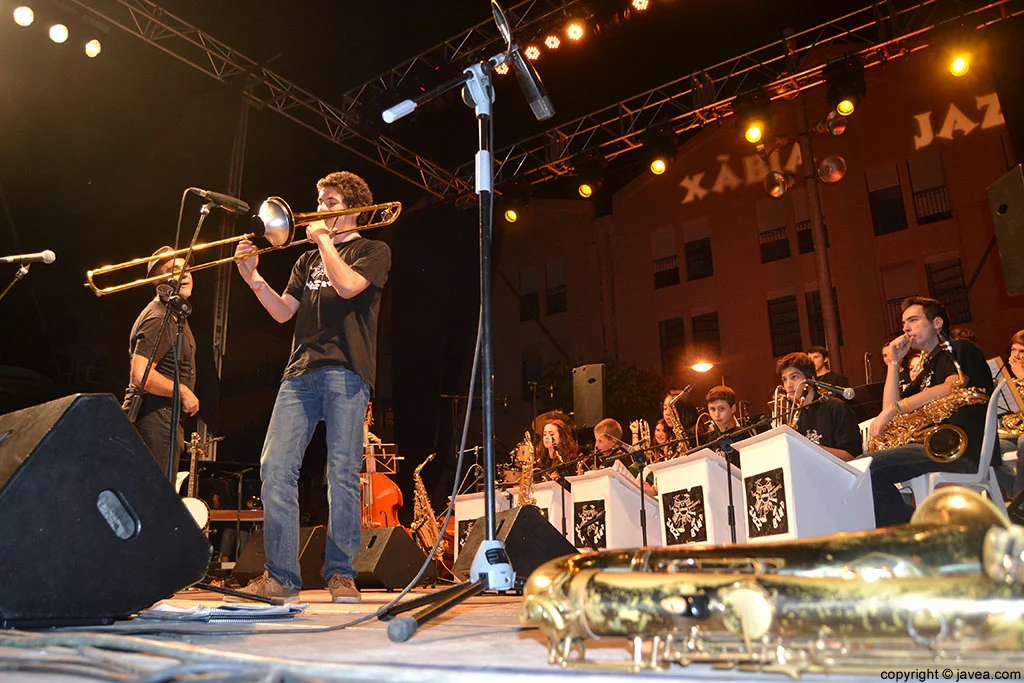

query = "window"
[866,164,908,235]
[926,257,972,324]
[545,259,567,315]
[521,344,542,401]
[519,267,540,322]
[691,312,721,359]
[767,295,802,357]
[756,199,790,263]
[907,149,952,224]
[685,237,714,280]
[805,287,843,347]
[651,227,679,289]
[659,317,686,378]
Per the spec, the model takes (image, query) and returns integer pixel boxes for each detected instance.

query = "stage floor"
[0,584,889,683]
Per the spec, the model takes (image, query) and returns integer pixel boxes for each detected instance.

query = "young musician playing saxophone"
[777,352,862,462]
[866,297,994,527]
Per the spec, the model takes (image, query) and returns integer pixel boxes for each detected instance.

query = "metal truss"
[64,0,474,198]
[455,0,1022,190]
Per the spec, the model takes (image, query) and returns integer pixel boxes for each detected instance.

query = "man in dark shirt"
[777,352,862,462]
[866,296,994,527]
[807,345,851,390]
[123,247,199,479]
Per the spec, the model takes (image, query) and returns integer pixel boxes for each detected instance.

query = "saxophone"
[520,487,1024,674]
[410,453,446,560]
[664,390,690,456]
[517,431,536,508]
[868,336,988,461]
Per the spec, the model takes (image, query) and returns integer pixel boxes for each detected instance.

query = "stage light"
[565,20,585,41]
[642,125,677,175]
[572,153,604,198]
[824,110,847,136]
[13,6,34,27]
[817,155,847,184]
[494,62,509,75]
[733,90,773,145]
[524,45,541,61]
[49,23,69,43]
[577,182,595,198]
[824,55,866,116]
[85,39,101,58]
[504,208,519,223]
[650,158,667,175]
[691,360,713,373]
[949,52,971,77]
[763,171,797,199]
[632,0,650,10]
[544,34,560,50]
[499,177,532,223]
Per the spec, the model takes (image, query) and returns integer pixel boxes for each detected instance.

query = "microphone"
[506,44,555,121]
[0,250,55,265]
[806,378,856,400]
[382,99,416,124]
[190,188,250,215]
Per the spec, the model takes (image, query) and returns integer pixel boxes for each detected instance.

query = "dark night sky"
[0,0,878,471]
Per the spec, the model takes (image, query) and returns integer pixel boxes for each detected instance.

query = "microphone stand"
[601,435,651,546]
[0,264,29,304]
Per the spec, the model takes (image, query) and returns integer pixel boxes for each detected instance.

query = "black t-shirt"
[796,396,863,457]
[283,237,391,390]
[124,298,196,407]
[818,370,851,390]
[902,339,994,463]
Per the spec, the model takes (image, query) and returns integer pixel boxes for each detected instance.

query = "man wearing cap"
[122,246,199,478]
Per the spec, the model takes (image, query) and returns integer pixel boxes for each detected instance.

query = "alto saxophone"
[516,431,536,508]
[410,452,446,560]
[520,487,1024,674]
[664,390,690,456]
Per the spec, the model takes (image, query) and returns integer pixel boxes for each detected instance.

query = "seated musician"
[778,352,862,462]
[866,296,994,527]
[661,389,698,457]
[697,385,743,459]
[538,418,579,476]
[1001,329,1024,497]
[807,345,851,390]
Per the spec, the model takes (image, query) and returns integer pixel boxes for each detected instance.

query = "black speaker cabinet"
[572,363,606,430]
[988,164,1024,296]
[354,526,433,590]
[0,394,211,628]
[232,525,327,589]
[452,505,577,582]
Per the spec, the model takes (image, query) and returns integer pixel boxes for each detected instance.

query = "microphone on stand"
[189,188,250,215]
[505,44,555,121]
[0,250,55,265]
[806,378,856,400]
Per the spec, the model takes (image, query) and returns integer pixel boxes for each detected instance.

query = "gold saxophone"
[997,361,1024,437]
[868,337,988,461]
[520,487,1024,674]
[410,453,446,560]
[516,431,536,508]
[664,390,690,456]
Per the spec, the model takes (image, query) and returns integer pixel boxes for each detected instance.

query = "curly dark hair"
[776,352,815,380]
[316,171,374,226]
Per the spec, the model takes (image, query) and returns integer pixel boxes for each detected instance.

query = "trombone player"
[866,297,993,527]
[234,171,391,604]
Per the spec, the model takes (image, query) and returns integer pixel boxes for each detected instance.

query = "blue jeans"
[260,367,369,591]
[868,443,976,528]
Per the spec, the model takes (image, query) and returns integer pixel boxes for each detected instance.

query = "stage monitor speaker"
[0,394,211,628]
[354,526,434,590]
[989,15,1024,163]
[987,164,1024,296]
[232,525,327,589]
[452,505,577,582]
[572,363,606,430]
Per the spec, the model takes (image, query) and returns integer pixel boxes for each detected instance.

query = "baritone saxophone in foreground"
[520,487,1024,675]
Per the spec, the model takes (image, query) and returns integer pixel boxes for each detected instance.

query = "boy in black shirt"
[777,352,862,462]
[866,296,994,527]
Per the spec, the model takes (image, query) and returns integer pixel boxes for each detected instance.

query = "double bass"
[360,402,403,528]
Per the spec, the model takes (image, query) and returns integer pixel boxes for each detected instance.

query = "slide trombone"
[85,197,402,296]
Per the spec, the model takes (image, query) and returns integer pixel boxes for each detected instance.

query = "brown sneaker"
[328,574,361,603]
[239,572,299,603]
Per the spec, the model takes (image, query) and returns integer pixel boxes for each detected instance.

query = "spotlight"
[544,34,560,50]
[949,52,971,77]
[494,62,510,75]
[572,153,604,198]
[632,0,650,10]
[824,110,847,136]
[504,208,519,223]
[85,39,101,58]
[499,177,532,223]
[565,20,585,41]
[817,155,847,184]
[49,23,69,43]
[733,90,773,145]
[524,45,541,61]
[763,172,797,199]
[824,55,866,116]
[13,6,34,27]
[641,125,677,175]
[936,22,978,78]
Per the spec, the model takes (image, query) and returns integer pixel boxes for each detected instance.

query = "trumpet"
[84,197,402,296]
[769,385,798,429]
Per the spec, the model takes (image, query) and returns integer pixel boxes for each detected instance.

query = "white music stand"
[452,489,512,563]
[647,449,745,546]
[567,464,662,550]
[512,480,575,546]
[733,425,874,543]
